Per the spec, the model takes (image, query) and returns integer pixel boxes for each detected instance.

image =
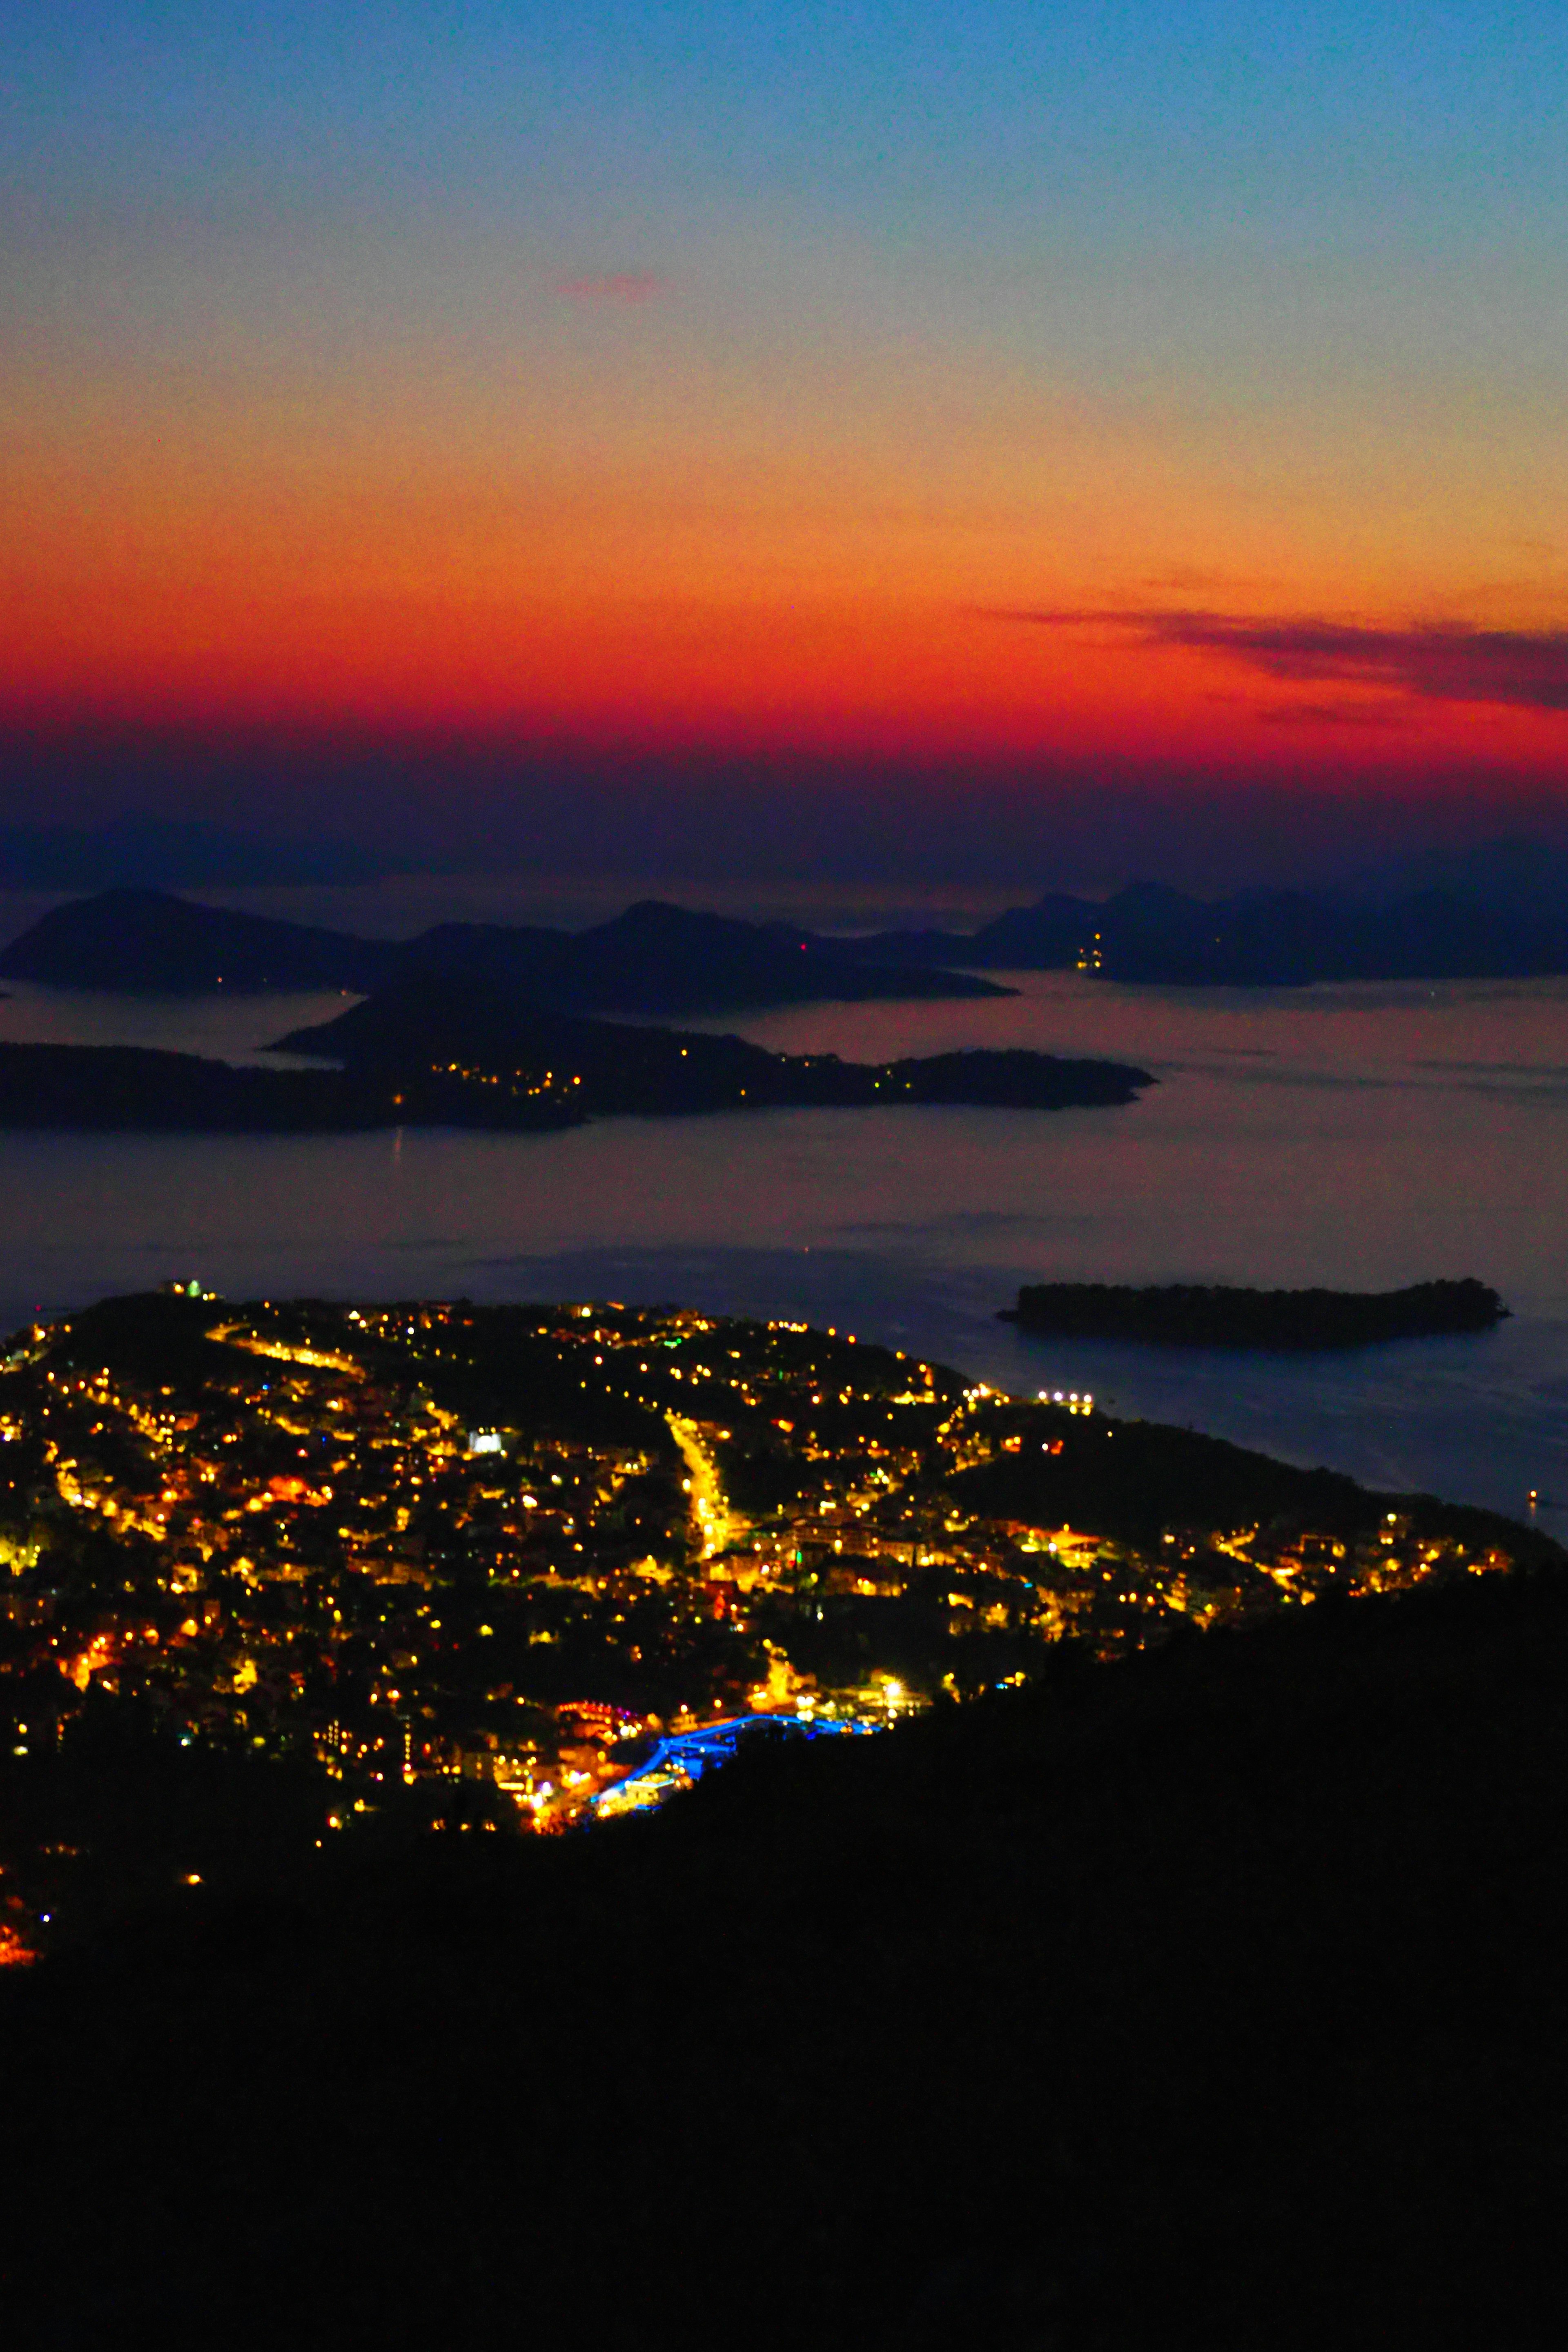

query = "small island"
[1002,1278,1509,1350]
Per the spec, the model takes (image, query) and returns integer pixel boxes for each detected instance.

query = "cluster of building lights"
[0,1289,1521,1954]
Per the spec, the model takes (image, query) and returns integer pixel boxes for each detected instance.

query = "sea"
[2,877,1565,1526]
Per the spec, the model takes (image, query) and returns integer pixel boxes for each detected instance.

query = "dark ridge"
[1003,1277,1509,1350]
[2,1563,1564,2348]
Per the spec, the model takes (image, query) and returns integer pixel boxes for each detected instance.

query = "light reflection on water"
[0,969,1564,1520]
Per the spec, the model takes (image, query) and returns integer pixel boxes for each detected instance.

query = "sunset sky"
[4,3,1566,872]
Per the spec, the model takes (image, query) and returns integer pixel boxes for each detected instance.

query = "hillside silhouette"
[2,1564,1563,2349]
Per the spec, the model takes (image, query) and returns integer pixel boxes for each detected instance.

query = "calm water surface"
[1,969,1564,1520]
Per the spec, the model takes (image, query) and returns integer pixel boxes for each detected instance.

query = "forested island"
[1003,1277,1508,1348]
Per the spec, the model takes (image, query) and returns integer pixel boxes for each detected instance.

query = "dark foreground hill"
[3,1566,1564,2350]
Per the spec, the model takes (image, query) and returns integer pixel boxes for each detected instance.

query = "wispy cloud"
[985,608,1568,715]
[1256,698,1411,730]
[553,271,664,304]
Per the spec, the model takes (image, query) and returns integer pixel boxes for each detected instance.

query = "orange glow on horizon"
[7,325,1568,783]
[7,572,1568,781]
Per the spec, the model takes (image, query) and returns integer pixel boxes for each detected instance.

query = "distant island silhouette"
[1003,1278,1508,1349]
[0,889,1010,1013]
[841,873,1568,984]
[15,837,1568,1002]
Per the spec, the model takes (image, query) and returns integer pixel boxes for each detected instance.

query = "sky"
[3,3,1567,878]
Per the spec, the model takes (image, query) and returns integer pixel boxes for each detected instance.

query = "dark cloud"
[987,608,1568,715]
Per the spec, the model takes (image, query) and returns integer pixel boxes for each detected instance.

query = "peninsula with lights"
[0,1285,1556,1962]
[1003,1278,1508,1348]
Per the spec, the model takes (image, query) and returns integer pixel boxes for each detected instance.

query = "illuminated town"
[0,1284,1523,1960]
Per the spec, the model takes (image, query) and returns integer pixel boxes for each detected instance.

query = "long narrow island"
[1002,1278,1508,1349]
[0,991,1152,1132]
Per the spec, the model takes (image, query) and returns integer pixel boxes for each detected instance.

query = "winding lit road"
[667,1414,746,1559]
